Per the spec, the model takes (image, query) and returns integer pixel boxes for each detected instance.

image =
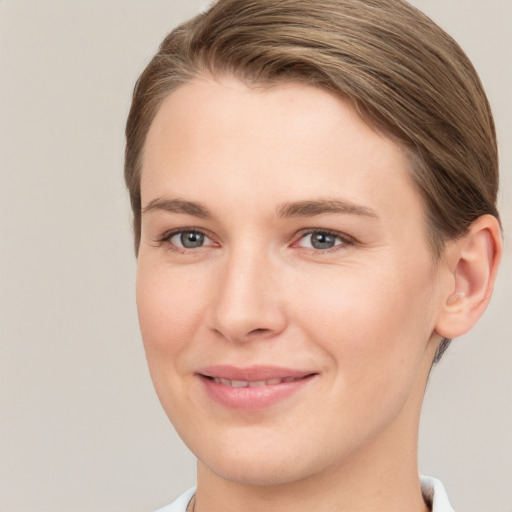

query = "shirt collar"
[421,475,455,512]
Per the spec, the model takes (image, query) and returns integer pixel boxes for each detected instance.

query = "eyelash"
[294,229,355,253]
[155,228,216,253]
[155,228,355,254]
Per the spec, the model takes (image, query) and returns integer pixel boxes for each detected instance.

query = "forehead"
[141,77,423,227]
[144,76,397,157]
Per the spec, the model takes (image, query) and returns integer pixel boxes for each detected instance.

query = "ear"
[435,214,502,339]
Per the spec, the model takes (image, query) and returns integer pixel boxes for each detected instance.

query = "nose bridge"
[209,240,286,342]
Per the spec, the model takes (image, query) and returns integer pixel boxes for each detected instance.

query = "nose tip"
[211,298,287,344]
[208,256,287,344]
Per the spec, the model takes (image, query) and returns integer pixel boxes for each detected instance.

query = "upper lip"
[198,365,316,381]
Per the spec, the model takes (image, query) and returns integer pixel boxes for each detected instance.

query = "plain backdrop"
[0,1,510,511]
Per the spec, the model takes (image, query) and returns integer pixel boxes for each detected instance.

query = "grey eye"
[171,231,206,248]
[309,232,337,249]
[298,231,344,250]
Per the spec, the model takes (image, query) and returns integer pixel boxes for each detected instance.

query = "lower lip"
[199,375,315,411]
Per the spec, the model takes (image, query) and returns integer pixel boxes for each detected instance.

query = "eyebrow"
[141,198,211,218]
[141,197,378,221]
[276,199,379,219]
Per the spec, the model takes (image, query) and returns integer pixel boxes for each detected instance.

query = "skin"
[136,77,501,512]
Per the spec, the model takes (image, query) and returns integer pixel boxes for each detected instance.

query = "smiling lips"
[212,375,304,387]
[198,365,317,411]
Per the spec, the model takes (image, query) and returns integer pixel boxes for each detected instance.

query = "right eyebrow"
[141,197,212,218]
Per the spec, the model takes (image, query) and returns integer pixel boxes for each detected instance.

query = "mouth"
[197,365,317,411]
[207,375,307,388]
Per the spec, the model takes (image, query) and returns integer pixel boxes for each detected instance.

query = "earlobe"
[435,215,502,339]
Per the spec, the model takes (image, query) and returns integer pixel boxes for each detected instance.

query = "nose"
[207,247,287,344]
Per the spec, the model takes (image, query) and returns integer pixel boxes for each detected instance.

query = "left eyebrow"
[276,198,379,219]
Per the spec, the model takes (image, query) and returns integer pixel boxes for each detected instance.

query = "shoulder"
[153,488,196,512]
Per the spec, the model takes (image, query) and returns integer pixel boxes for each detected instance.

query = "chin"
[192,433,332,488]
[202,455,312,487]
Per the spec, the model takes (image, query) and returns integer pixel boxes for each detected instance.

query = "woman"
[124,1,502,510]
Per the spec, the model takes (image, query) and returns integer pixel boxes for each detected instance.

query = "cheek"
[135,262,207,368]
[292,259,437,372]
[290,262,438,437]
[135,261,214,425]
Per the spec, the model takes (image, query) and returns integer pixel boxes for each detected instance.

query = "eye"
[166,229,214,249]
[296,230,351,250]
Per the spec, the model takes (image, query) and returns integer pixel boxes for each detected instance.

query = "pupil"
[181,232,204,248]
[311,233,335,249]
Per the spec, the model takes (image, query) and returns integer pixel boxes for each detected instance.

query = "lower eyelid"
[166,229,217,249]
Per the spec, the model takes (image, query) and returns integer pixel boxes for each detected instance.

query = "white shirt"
[154,475,454,512]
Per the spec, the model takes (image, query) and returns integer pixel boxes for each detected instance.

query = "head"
[125,0,500,363]
[125,0,502,494]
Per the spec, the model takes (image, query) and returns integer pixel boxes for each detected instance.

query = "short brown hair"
[125,0,500,361]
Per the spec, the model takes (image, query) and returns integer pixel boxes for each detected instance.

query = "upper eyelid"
[153,227,213,249]
[294,228,355,243]
[154,228,218,253]
[159,227,209,240]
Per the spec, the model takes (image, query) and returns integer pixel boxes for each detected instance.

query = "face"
[137,77,444,486]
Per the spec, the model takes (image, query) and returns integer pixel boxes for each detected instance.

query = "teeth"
[212,376,301,387]
[212,378,227,385]
[230,379,249,388]
[248,380,267,387]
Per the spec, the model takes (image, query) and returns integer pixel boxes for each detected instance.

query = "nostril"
[248,328,269,336]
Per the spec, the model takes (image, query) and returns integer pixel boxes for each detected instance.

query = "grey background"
[0,1,510,511]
